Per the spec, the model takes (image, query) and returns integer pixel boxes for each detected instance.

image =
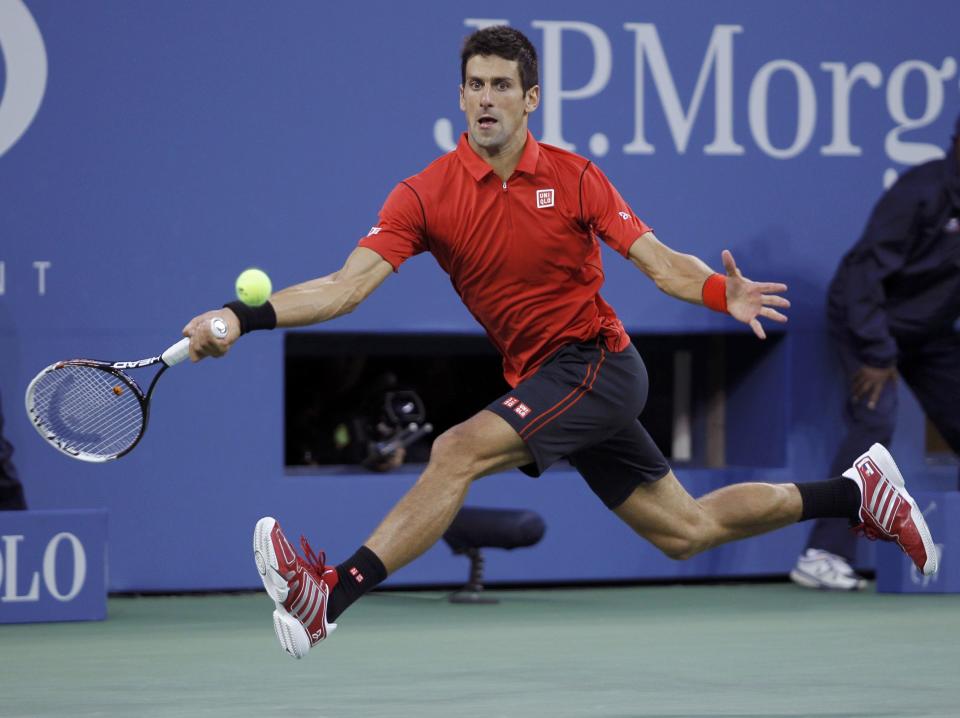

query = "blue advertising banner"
[0,509,107,623]
[0,1,958,590]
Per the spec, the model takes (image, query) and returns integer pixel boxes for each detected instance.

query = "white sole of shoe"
[273,608,312,659]
[788,569,822,589]
[253,516,291,603]
[862,443,938,576]
[789,568,865,591]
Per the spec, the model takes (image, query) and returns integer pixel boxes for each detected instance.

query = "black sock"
[326,545,387,622]
[795,477,862,523]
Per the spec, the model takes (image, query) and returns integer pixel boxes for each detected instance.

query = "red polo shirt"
[358,131,651,387]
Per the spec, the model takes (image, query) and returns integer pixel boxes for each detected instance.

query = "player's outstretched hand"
[182,309,241,361]
[722,249,789,340]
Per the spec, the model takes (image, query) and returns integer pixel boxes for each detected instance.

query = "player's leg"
[364,409,533,572]
[575,419,934,574]
[573,420,806,559]
[363,336,644,578]
[255,408,532,658]
[255,337,630,659]
[614,452,934,572]
[367,335,645,572]
[613,469,803,559]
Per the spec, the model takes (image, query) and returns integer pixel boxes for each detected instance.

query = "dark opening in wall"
[284,331,787,471]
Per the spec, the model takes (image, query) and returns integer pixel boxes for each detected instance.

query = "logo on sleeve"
[536,189,555,209]
[945,216,960,235]
[367,226,382,236]
[618,211,631,220]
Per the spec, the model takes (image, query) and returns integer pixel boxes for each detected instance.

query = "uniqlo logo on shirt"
[350,566,364,583]
[514,403,532,418]
[502,396,519,408]
[536,189,555,208]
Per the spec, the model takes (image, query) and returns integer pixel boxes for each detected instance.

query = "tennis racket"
[25,317,228,462]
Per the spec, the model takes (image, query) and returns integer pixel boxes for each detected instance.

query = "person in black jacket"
[791,113,960,590]
[0,388,28,510]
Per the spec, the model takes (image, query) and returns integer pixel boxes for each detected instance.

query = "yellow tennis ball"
[235,268,272,307]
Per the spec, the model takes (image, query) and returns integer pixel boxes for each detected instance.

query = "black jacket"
[828,149,960,366]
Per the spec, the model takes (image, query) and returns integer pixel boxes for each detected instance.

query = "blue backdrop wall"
[1,0,958,591]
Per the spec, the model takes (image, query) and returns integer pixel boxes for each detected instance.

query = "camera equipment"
[360,389,433,469]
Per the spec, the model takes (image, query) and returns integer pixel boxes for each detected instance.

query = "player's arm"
[626,232,790,339]
[183,247,392,360]
[269,247,393,326]
[580,162,788,338]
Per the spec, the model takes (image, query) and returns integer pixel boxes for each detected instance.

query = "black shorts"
[486,338,671,509]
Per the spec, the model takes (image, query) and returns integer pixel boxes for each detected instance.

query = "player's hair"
[460,26,539,93]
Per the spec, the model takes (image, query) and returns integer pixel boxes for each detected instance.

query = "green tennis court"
[2,584,957,717]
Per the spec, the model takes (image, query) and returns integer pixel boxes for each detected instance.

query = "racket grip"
[162,338,191,367]
[161,318,229,367]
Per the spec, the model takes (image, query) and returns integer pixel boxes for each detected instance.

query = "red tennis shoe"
[253,516,339,659]
[844,444,938,576]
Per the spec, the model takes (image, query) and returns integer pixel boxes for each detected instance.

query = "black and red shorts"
[487,338,671,509]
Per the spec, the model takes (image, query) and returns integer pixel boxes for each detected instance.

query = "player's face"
[460,55,539,155]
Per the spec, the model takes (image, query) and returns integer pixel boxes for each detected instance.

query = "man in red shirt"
[185,26,937,659]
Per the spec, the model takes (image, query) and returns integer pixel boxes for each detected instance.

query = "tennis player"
[184,27,938,658]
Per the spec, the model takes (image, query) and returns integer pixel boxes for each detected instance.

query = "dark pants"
[0,389,27,510]
[806,329,960,562]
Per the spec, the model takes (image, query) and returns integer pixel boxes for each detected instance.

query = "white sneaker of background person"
[790,549,867,591]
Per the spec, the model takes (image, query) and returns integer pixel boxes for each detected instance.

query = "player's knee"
[654,520,714,561]
[428,425,482,481]
[658,536,706,561]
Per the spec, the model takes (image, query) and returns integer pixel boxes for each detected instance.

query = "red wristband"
[702,273,728,313]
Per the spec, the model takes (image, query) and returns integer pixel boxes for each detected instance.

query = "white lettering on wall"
[622,23,743,155]
[0,261,52,296]
[43,533,87,602]
[819,62,883,156]
[884,57,958,166]
[0,0,48,158]
[33,260,51,296]
[0,535,40,602]
[433,19,958,184]
[533,20,612,152]
[748,60,817,159]
[0,532,87,602]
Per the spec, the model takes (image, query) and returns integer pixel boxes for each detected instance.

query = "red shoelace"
[299,536,328,580]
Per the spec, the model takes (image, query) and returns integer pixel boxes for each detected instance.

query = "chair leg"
[448,548,499,604]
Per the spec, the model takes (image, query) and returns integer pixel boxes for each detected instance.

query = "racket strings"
[30,365,145,458]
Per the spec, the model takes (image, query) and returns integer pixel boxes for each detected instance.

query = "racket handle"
[161,317,229,367]
[162,338,191,367]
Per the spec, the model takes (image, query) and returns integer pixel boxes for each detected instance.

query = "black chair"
[442,507,546,603]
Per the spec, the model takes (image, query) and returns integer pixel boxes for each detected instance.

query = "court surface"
[2,584,958,718]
